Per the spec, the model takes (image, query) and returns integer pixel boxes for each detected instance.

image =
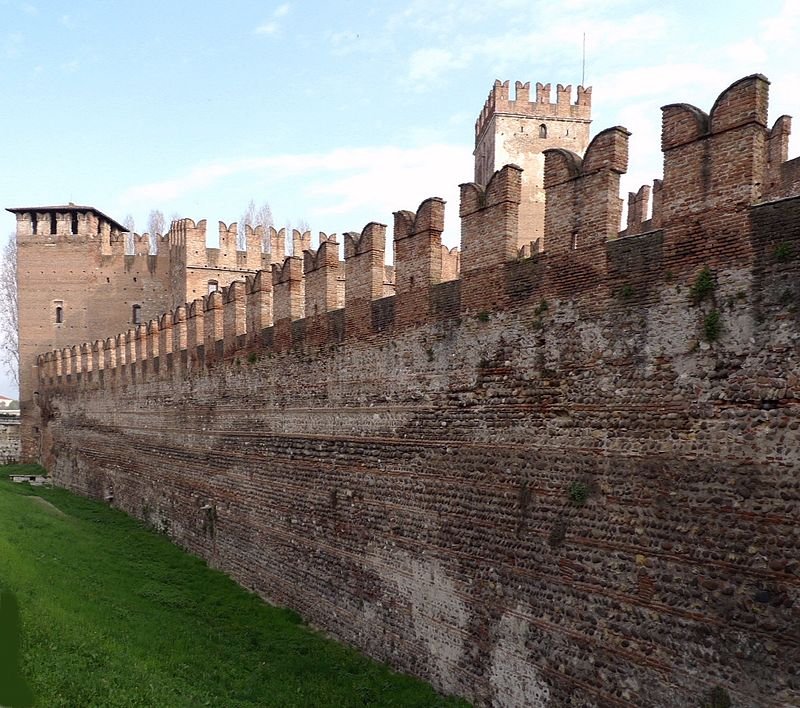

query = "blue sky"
[0,0,798,395]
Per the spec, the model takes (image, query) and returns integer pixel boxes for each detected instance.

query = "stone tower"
[474,80,592,252]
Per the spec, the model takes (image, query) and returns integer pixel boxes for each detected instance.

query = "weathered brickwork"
[19,75,800,707]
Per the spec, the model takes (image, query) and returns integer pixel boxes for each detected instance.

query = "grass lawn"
[0,464,469,707]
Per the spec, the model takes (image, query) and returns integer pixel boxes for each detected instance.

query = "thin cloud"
[255,21,278,35]
[118,144,472,242]
[255,3,291,36]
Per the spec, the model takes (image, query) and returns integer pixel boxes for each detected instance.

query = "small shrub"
[702,685,732,708]
[774,241,794,263]
[690,266,715,303]
[247,352,259,364]
[703,310,722,342]
[568,481,589,506]
[477,311,490,322]
[426,347,435,362]
[534,299,549,315]
[618,284,634,300]
[664,269,675,282]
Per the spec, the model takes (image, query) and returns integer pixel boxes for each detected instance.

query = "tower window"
[208,280,219,294]
[71,212,78,235]
[539,124,547,138]
[54,301,64,324]
[571,232,579,250]
[50,213,57,235]
[132,304,142,324]
[31,213,38,235]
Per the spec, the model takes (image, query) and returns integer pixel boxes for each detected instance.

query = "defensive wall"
[29,75,800,706]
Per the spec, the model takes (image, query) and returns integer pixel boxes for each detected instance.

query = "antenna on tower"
[581,32,586,85]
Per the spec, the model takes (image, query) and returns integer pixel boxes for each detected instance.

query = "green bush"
[690,266,715,303]
[703,310,722,342]
[568,481,589,506]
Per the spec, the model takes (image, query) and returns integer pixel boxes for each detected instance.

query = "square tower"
[474,80,592,252]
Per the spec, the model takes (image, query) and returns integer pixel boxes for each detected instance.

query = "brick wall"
[25,75,800,707]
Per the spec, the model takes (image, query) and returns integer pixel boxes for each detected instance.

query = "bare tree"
[147,210,165,253]
[239,200,274,250]
[0,235,18,386]
[122,214,136,255]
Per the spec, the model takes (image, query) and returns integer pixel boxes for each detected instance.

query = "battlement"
[475,79,592,141]
[23,74,800,415]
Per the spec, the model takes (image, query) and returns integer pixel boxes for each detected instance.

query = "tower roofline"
[6,203,128,233]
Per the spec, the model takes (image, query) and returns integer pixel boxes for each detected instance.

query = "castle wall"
[23,76,800,707]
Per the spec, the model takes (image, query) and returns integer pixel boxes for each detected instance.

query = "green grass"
[0,464,469,708]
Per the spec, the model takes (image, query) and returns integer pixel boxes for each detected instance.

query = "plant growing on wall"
[690,266,716,303]
[703,310,722,342]
[568,481,589,506]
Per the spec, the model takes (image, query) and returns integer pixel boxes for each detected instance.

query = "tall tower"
[8,204,173,461]
[474,80,592,251]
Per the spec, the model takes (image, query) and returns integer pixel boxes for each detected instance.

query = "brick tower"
[8,204,173,460]
[474,80,592,252]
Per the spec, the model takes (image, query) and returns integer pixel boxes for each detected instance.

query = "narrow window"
[71,212,78,235]
[54,301,64,324]
[97,217,102,235]
[132,304,142,325]
[31,213,38,235]
[208,280,219,294]
[50,213,57,235]
[539,123,547,138]
[571,232,579,250]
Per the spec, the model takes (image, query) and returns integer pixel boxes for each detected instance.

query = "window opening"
[50,213,57,235]
[539,124,547,138]
[132,304,142,325]
[31,213,38,235]
[71,212,78,235]
[208,280,219,294]
[54,301,64,324]
[571,232,579,250]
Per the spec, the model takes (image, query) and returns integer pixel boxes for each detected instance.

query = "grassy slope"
[0,465,469,708]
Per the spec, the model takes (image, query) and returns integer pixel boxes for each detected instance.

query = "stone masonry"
[17,75,800,706]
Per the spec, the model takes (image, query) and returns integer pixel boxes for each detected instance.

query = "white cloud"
[119,144,472,245]
[255,21,278,35]
[255,3,291,35]
[408,48,465,83]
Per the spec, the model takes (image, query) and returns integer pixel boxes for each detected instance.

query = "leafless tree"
[239,200,274,250]
[147,210,165,253]
[0,235,18,386]
[122,214,136,255]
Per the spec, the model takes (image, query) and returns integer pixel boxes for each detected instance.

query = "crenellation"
[535,81,550,104]
[292,229,311,256]
[203,290,225,361]
[271,256,305,322]
[245,271,273,345]
[543,126,629,255]
[304,237,342,318]
[625,184,652,236]
[441,245,460,282]
[268,226,286,265]
[222,281,247,356]
[158,313,173,360]
[344,223,387,338]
